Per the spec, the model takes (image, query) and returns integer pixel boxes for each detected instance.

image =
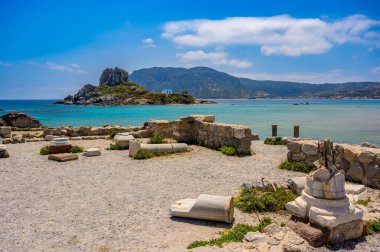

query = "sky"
[0,0,380,99]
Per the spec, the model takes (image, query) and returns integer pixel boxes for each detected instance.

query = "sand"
[0,140,379,251]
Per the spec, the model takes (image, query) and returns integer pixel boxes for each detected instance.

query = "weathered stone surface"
[83,148,101,157]
[329,219,364,243]
[359,151,375,164]
[287,177,306,195]
[288,141,302,154]
[344,147,359,163]
[48,145,72,154]
[0,126,11,138]
[1,112,42,128]
[244,231,267,243]
[263,224,282,236]
[287,221,329,247]
[302,142,318,155]
[48,153,78,162]
[99,67,128,86]
[346,162,364,181]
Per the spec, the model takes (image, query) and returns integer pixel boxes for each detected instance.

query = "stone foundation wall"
[146,115,252,154]
[43,125,147,138]
[287,139,380,188]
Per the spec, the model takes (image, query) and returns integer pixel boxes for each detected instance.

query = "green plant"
[219,146,237,156]
[110,130,119,139]
[96,245,110,252]
[133,149,156,159]
[264,137,286,145]
[187,217,272,249]
[40,146,50,155]
[278,161,315,173]
[148,134,166,144]
[366,220,380,235]
[70,146,84,153]
[355,198,372,207]
[235,187,297,212]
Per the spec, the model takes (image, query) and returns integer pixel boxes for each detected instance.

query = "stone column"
[272,125,277,137]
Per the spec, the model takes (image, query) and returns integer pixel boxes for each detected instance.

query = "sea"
[1,99,380,145]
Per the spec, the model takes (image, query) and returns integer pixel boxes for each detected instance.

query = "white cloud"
[163,15,380,56]
[372,66,380,74]
[176,50,252,68]
[46,62,88,74]
[233,69,376,84]
[142,37,155,47]
[0,60,14,67]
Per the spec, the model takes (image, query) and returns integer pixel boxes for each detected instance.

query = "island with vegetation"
[55,67,213,105]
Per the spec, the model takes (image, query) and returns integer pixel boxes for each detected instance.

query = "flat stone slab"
[83,148,101,157]
[48,153,78,162]
[287,220,330,247]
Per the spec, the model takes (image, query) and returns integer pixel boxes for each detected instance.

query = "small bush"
[148,134,166,144]
[109,143,128,150]
[134,149,156,159]
[70,146,84,153]
[109,130,119,139]
[40,146,50,155]
[235,187,297,212]
[356,198,372,207]
[96,245,110,252]
[219,146,237,156]
[187,217,272,249]
[366,220,380,235]
[278,161,315,173]
[264,137,286,145]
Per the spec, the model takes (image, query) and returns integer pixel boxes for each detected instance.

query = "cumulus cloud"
[0,60,14,67]
[372,66,380,74]
[163,15,380,56]
[142,37,155,47]
[176,50,251,68]
[46,62,88,74]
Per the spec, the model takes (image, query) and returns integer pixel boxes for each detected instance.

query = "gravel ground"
[0,140,379,251]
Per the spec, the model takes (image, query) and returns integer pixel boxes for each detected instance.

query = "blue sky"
[1,0,380,99]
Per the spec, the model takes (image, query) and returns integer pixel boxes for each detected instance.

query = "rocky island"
[55,67,212,105]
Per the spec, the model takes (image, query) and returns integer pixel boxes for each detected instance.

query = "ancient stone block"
[292,152,306,162]
[302,142,319,155]
[287,177,306,195]
[346,162,364,181]
[344,147,359,163]
[0,126,11,138]
[287,221,330,247]
[288,141,302,154]
[48,153,78,162]
[48,145,72,154]
[329,219,363,243]
[358,151,375,164]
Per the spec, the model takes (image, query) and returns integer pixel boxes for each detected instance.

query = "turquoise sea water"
[1,99,379,145]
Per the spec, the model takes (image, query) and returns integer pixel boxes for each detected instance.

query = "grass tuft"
[235,187,297,212]
[219,146,237,156]
[109,130,119,139]
[40,146,50,155]
[278,161,315,173]
[355,198,372,207]
[70,146,84,153]
[187,218,272,249]
[109,143,128,150]
[366,220,380,235]
[133,149,156,159]
[264,137,286,145]
[148,134,166,144]
[96,245,110,252]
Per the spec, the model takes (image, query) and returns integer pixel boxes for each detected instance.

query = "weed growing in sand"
[278,161,315,173]
[40,146,50,155]
[68,237,80,245]
[219,146,237,156]
[133,149,157,159]
[187,218,272,249]
[264,137,286,145]
[366,220,380,235]
[109,143,128,150]
[235,187,297,212]
[355,198,372,207]
[70,146,84,153]
[148,134,166,144]
[96,245,110,252]
[109,130,119,139]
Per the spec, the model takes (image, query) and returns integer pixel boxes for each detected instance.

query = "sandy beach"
[1,140,379,251]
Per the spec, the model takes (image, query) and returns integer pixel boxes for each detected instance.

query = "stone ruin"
[146,115,253,154]
[287,138,380,189]
[286,163,364,246]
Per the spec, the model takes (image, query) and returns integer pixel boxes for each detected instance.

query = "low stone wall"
[146,115,253,154]
[43,125,147,138]
[287,138,380,188]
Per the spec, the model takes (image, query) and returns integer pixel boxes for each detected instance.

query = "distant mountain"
[130,67,380,99]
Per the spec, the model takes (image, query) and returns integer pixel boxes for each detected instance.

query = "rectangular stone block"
[48,153,78,162]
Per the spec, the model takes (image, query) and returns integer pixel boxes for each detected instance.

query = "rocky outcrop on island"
[55,67,202,105]
[0,112,43,128]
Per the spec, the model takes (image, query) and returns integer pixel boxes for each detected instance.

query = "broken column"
[48,137,72,154]
[286,164,363,245]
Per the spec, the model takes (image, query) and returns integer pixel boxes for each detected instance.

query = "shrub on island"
[278,161,315,173]
[235,187,297,213]
[187,217,272,249]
